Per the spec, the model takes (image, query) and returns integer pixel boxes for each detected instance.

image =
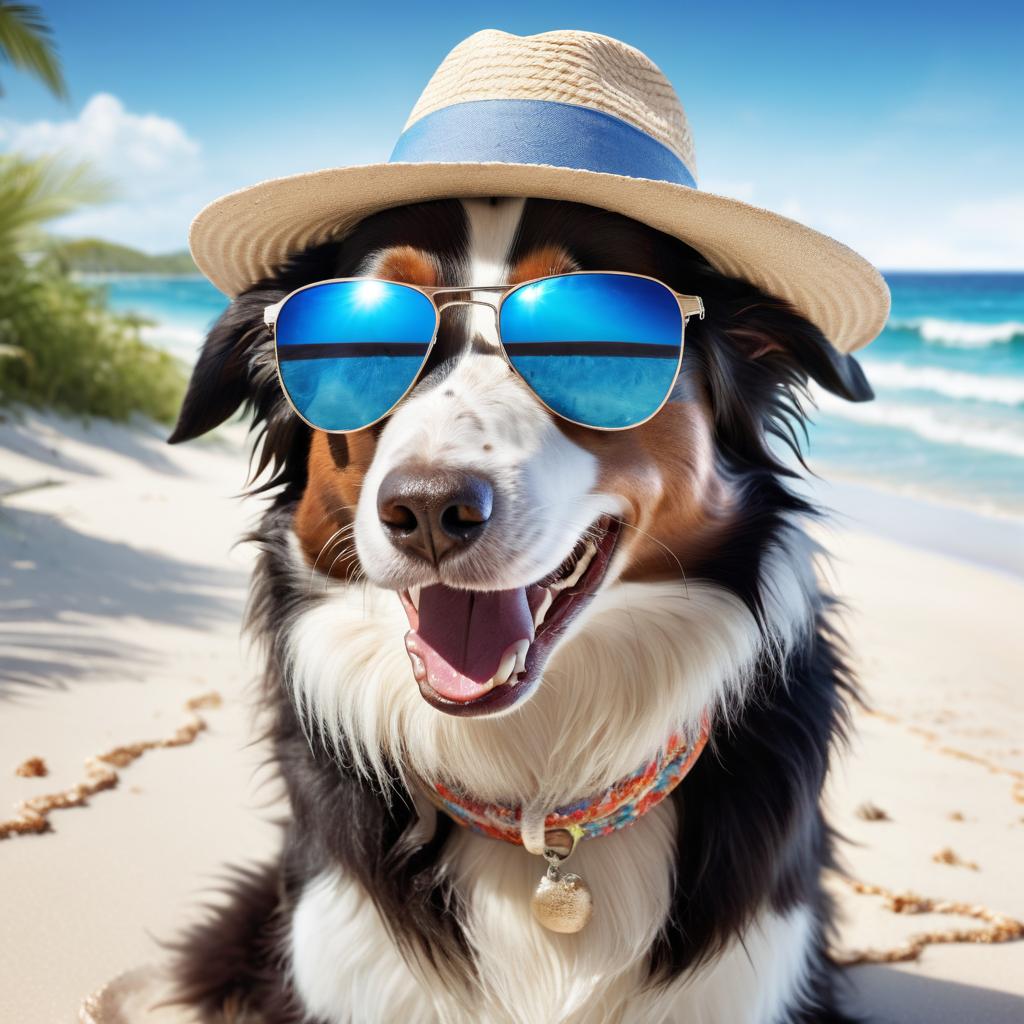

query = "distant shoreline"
[880,269,1024,276]
[799,470,1024,580]
[73,271,204,281]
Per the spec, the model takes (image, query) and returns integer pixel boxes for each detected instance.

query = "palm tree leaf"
[0,153,114,256]
[0,3,68,99]
[0,342,30,361]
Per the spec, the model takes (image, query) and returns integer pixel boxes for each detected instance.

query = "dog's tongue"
[404,584,534,702]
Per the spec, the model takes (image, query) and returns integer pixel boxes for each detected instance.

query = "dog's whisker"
[310,524,356,574]
[309,525,359,593]
[611,516,689,598]
[324,543,360,591]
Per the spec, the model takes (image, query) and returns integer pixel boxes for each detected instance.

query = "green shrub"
[0,151,184,424]
[0,255,185,423]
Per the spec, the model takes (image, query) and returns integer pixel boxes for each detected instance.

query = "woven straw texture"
[406,30,695,178]
[188,30,891,354]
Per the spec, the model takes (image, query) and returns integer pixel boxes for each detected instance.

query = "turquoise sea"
[95,272,1024,518]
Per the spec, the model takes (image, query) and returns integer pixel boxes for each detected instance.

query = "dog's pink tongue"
[405,584,533,702]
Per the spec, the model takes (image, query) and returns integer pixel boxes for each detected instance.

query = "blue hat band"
[389,98,697,189]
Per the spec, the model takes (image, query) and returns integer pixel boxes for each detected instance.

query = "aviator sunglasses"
[263,272,704,433]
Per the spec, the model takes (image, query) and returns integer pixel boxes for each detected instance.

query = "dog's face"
[172,197,871,725]
[302,200,733,718]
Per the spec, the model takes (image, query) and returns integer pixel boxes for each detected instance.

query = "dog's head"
[172,198,870,725]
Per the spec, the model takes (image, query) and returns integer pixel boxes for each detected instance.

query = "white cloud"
[698,176,1024,270]
[950,195,1024,236]
[0,93,200,195]
[50,191,210,254]
[843,194,1024,270]
[0,93,204,249]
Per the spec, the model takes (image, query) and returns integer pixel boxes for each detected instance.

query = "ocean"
[94,272,1024,518]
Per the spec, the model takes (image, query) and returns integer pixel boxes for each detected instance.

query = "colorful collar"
[424,718,710,854]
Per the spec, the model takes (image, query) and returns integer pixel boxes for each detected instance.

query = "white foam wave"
[890,317,1024,348]
[139,323,205,359]
[861,361,1024,406]
[815,391,1024,459]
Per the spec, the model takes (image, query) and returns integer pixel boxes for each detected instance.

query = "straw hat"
[189,29,890,354]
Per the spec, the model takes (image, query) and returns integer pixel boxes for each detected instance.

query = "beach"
[0,2,1019,1017]
[0,412,280,1022]
[1,409,1022,1022]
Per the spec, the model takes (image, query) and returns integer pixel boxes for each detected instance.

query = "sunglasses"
[263,271,704,433]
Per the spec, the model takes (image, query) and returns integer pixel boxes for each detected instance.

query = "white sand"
[1,410,1021,1022]
[815,524,1024,1021]
[0,412,281,1022]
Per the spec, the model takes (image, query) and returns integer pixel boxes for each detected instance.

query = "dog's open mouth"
[399,517,620,716]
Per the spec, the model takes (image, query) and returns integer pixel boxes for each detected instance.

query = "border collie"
[167,196,870,1023]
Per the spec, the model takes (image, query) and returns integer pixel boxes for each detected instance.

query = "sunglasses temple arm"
[264,300,284,328]
[678,295,704,321]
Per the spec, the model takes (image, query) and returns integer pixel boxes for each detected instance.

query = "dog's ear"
[722,297,874,403]
[776,319,874,403]
[167,289,280,444]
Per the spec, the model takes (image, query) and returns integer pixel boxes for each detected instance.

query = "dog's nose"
[377,466,493,565]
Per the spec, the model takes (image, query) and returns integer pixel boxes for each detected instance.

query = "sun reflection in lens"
[352,280,389,308]
[518,281,548,305]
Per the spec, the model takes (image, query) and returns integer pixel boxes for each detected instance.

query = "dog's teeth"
[551,540,597,592]
[409,586,421,611]
[512,639,529,675]
[488,648,518,687]
[533,588,555,629]
[489,640,531,687]
[409,651,426,682]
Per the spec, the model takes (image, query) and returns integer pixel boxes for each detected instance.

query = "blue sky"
[1,0,1021,268]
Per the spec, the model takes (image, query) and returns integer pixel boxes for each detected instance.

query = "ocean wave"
[139,323,205,358]
[888,317,1024,347]
[815,392,1024,459]
[860,361,1024,406]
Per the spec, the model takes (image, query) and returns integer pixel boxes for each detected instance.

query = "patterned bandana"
[423,718,710,851]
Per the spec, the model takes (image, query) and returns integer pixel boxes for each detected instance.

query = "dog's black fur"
[169,199,867,1022]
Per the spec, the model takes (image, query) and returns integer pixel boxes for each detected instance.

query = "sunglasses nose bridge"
[434,297,499,318]
[434,297,503,354]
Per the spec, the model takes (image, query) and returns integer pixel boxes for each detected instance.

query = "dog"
[165,192,873,1024]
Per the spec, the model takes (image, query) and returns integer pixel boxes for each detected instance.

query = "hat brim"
[189,161,890,355]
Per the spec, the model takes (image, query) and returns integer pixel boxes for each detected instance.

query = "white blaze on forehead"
[461,197,525,342]
[463,197,524,285]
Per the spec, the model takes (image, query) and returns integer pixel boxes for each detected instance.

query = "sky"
[0,0,1021,269]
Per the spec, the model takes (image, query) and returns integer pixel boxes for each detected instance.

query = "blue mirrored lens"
[499,274,683,429]
[275,280,436,431]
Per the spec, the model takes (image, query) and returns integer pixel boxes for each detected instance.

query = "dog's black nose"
[377,465,493,565]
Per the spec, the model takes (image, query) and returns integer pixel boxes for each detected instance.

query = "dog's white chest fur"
[282,537,817,1023]
[289,816,813,1024]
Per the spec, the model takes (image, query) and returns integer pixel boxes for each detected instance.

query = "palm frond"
[0,2,67,99]
[0,152,114,255]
